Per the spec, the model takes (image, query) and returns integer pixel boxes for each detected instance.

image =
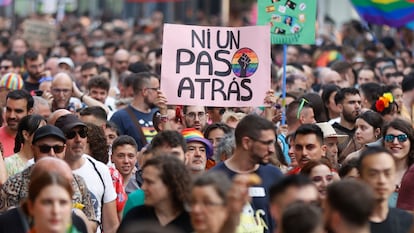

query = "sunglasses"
[37,144,65,153]
[66,128,88,140]
[311,174,333,183]
[384,134,408,143]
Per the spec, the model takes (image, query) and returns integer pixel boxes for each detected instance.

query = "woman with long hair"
[26,171,79,233]
[119,155,192,233]
[382,118,414,207]
[300,158,335,200]
[5,114,46,176]
[345,111,383,162]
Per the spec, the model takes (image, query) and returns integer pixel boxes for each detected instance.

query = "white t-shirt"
[73,155,116,225]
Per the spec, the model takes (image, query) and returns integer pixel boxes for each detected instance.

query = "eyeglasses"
[385,72,402,78]
[0,66,10,70]
[253,138,277,146]
[384,134,408,143]
[185,200,224,212]
[186,112,206,120]
[51,88,71,94]
[146,87,159,92]
[36,144,65,153]
[311,174,334,183]
[66,128,88,140]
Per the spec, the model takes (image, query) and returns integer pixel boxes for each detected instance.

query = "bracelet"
[80,94,85,102]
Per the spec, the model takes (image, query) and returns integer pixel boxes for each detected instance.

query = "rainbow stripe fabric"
[351,0,414,29]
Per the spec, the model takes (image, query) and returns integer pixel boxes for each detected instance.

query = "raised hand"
[238,53,251,77]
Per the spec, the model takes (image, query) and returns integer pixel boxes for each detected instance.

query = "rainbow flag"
[351,0,414,29]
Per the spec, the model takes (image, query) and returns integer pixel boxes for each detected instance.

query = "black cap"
[55,114,86,134]
[32,125,66,144]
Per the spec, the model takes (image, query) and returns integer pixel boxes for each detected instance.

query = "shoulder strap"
[86,157,105,232]
[125,106,148,147]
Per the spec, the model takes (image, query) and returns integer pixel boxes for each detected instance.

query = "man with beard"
[181,128,213,175]
[110,72,166,150]
[324,179,375,233]
[184,105,208,131]
[55,114,119,233]
[0,90,33,157]
[23,50,46,92]
[211,114,283,233]
[357,146,413,233]
[332,87,361,162]
[288,124,327,174]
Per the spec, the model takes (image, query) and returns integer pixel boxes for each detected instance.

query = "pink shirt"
[0,126,16,158]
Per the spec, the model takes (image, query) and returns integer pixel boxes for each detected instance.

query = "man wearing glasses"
[111,72,166,150]
[55,114,119,233]
[0,125,97,229]
[51,72,109,113]
[184,105,208,131]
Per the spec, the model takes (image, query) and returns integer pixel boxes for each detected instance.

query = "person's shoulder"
[84,155,111,173]
[110,107,128,119]
[125,205,153,218]
[389,207,413,219]
[259,164,283,176]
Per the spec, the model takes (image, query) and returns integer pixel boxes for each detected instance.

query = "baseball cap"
[58,57,75,69]
[181,128,213,158]
[32,125,66,144]
[55,114,86,134]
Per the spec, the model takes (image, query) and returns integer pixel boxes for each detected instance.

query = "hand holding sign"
[155,90,168,114]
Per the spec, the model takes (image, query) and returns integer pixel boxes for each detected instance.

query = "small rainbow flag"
[350,0,414,29]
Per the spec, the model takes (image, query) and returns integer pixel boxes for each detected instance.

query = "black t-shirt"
[370,208,413,233]
[211,162,283,233]
[118,205,192,233]
[23,80,39,93]
[0,207,88,233]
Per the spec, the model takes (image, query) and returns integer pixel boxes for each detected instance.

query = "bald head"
[114,49,130,74]
[48,109,71,125]
[31,157,73,182]
[320,68,346,88]
[51,73,73,110]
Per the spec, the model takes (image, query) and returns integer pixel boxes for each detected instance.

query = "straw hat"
[316,122,348,144]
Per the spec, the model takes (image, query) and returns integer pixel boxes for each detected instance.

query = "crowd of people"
[0,6,412,233]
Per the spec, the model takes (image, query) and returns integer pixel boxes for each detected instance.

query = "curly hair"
[86,123,109,164]
[142,155,191,211]
[382,118,414,167]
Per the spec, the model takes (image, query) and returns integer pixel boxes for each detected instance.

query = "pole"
[281,44,287,125]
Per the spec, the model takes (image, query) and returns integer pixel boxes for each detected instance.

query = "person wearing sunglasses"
[0,125,99,231]
[380,118,414,209]
[300,158,335,201]
[55,114,119,233]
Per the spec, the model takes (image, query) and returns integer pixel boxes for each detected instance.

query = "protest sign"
[23,19,57,48]
[257,0,316,44]
[161,24,270,107]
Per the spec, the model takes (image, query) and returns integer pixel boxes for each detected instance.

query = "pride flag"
[350,0,414,29]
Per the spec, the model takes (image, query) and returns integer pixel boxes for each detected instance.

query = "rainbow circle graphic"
[231,48,259,78]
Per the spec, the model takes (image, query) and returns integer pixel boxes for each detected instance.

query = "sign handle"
[281,44,287,125]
